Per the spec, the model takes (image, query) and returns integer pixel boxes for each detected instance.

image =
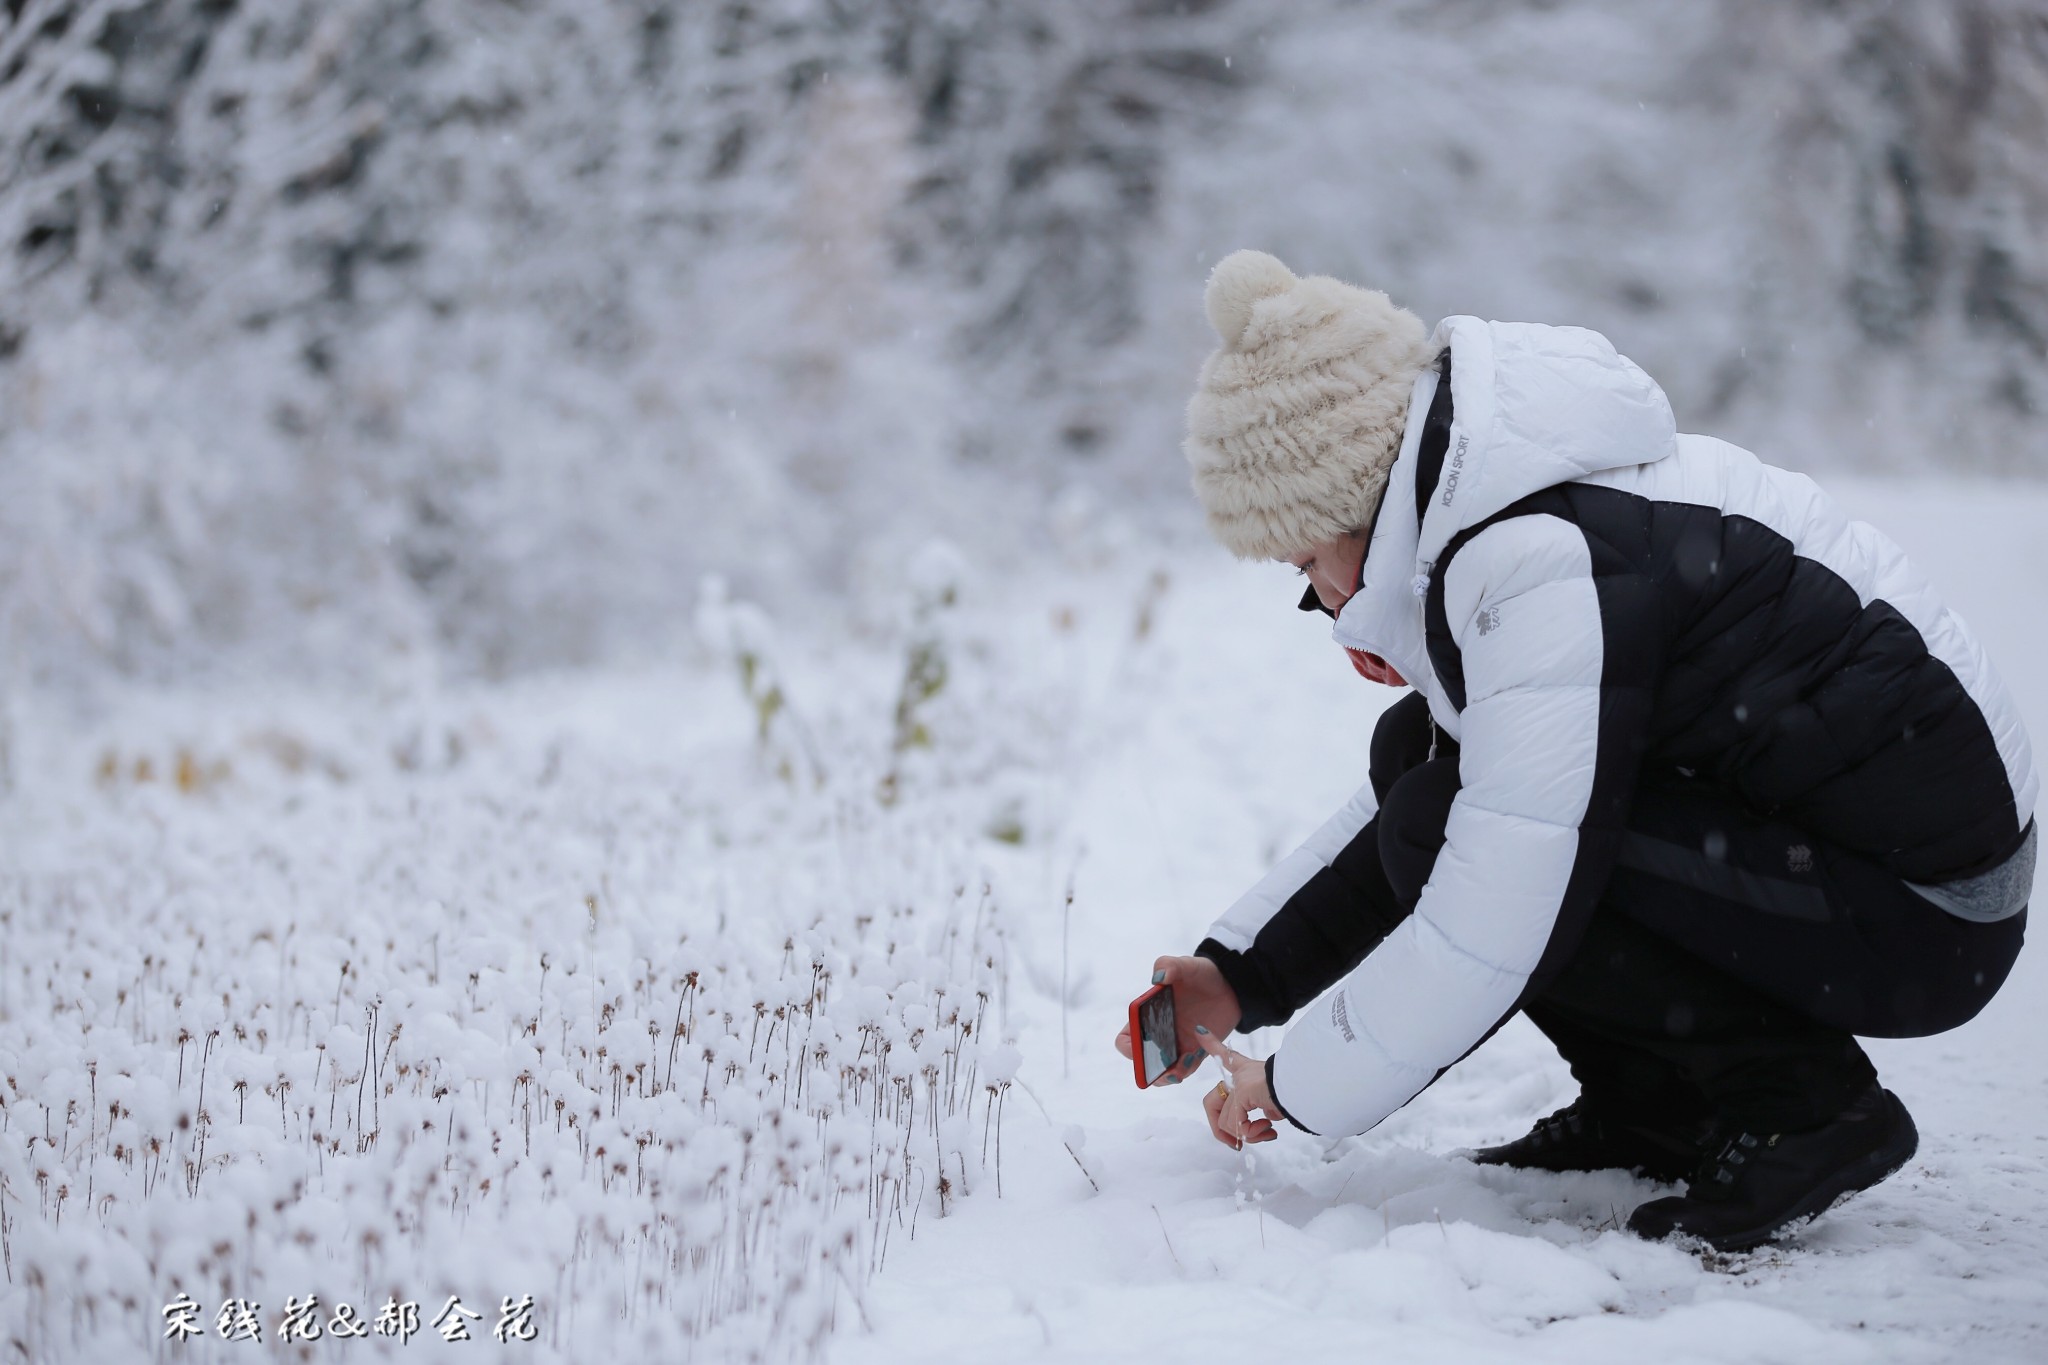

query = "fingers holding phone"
[1115,956,1242,1086]
[1123,963,1285,1149]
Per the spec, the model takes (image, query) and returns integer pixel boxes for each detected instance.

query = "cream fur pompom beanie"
[1183,250,1437,560]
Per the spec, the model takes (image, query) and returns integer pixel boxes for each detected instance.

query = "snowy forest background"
[2,0,2045,702]
[6,3,2048,1363]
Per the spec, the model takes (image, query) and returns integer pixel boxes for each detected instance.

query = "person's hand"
[1114,955,1243,1085]
[1195,1027,1284,1149]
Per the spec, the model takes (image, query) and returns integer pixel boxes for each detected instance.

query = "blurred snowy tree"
[1721,0,2048,438]
[0,0,2041,694]
[0,0,1249,688]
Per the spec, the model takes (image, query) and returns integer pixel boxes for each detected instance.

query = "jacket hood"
[1416,316,1678,568]
[1332,318,1679,729]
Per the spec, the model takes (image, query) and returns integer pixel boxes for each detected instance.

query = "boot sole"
[1691,1093,1920,1254]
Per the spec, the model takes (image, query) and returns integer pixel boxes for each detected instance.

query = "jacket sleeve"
[1269,513,1657,1137]
[1194,780,1409,1032]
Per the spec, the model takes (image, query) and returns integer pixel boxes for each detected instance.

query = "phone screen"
[1136,985,1178,1087]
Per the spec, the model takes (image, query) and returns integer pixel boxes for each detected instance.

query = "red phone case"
[1128,982,1175,1089]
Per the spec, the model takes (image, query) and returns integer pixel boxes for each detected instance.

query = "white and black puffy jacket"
[1200,317,2039,1139]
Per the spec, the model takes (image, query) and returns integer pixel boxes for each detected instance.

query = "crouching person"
[1121,250,2035,1252]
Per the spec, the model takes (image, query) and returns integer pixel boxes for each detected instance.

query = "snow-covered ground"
[5,477,2046,1362]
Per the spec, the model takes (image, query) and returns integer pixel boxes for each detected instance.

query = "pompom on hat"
[1183,250,1436,560]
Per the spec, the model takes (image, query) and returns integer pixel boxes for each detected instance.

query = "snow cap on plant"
[1183,249,1435,560]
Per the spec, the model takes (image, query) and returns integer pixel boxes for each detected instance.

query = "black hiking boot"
[1626,1083,1919,1253]
[1471,1097,1711,1184]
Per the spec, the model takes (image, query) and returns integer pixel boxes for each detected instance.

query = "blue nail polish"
[1194,1025,1210,1036]
[1151,970,1165,985]
[1181,1051,1200,1066]
[1160,1074,1181,1086]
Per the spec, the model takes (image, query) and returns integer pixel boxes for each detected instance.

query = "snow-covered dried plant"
[695,575,824,788]
[878,542,968,808]
[0,674,1026,1362]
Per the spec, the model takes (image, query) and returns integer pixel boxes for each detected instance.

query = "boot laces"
[1691,1126,1781,1198]
[1533,1101,1590,1145]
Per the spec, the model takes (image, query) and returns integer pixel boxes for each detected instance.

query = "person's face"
[1284,530,1369,614]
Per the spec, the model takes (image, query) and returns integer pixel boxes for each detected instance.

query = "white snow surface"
[5,478,2046,1363]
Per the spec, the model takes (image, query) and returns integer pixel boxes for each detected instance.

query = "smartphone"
[1128,983,1178,1088]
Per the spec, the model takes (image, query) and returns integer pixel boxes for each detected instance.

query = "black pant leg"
[1529,908,1878,1130]
[1533,773,2024,1129]
[1610,774,2026,1038]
